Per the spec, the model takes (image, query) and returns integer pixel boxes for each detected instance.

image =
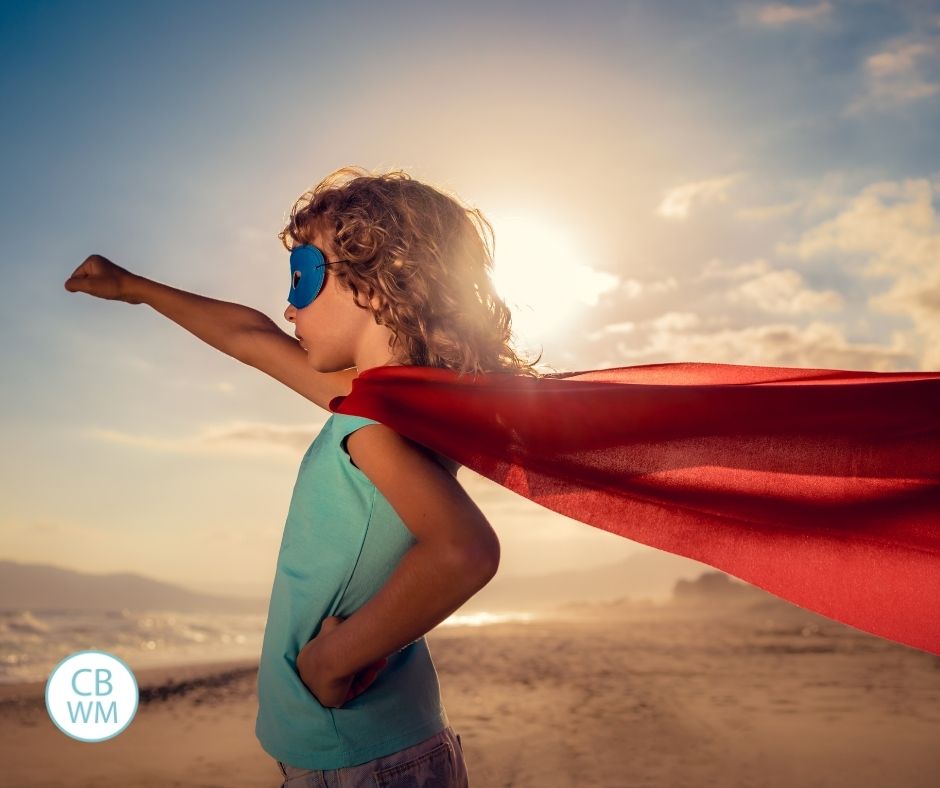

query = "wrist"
[302,629,343,682]
[121,273,147,305]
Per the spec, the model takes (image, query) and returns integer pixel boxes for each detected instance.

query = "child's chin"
[309,358,347,374]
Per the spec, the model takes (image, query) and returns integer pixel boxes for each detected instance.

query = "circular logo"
[45,650,139,742]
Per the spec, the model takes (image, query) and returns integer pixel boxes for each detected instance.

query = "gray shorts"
[276,725,470,787]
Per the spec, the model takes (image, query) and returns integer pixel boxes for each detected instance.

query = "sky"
[2,0,939,599]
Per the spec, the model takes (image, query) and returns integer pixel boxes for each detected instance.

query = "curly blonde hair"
[278,166,544,379]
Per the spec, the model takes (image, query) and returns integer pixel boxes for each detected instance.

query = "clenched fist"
[64,254,141,304]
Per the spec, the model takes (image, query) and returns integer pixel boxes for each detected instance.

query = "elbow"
[453,539,500,586]
[427,515,500,584]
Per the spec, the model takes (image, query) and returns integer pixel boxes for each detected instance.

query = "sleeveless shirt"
[254,413,450,769]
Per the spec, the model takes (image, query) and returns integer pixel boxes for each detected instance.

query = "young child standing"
[64,166,542,787]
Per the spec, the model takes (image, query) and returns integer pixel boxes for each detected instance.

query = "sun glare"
[488,212,619,352]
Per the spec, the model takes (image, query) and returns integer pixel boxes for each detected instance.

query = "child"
[64,166,543,787]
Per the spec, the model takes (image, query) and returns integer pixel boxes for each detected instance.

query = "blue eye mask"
[288,245,330,309]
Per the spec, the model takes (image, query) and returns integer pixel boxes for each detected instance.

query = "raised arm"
[65,254,356,412]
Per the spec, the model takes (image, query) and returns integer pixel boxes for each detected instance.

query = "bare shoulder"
[346,423,460,478]
[345,423,496,560]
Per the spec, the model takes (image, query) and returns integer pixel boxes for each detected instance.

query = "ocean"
[0,607,538,684]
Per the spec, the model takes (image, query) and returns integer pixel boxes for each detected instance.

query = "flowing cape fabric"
[328,361,940,656]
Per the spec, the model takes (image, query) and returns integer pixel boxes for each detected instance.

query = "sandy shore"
[2,600,938,787]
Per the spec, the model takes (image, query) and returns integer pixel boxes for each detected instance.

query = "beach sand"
[2,600,938,787]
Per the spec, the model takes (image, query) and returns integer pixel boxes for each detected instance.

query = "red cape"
[329,361,940,656]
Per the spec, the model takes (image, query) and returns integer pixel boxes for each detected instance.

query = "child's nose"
[284,304,296,322]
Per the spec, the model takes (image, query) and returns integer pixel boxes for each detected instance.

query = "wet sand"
[2,599,938,787]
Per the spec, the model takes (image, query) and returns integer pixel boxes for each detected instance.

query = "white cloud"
[698,258,773,281]
[734,172,869,227]
[726,267,844,314]
[648,311,702,332]
[867,42,934,78]
[647,276,680,293]
[585,321,635,342]
[701,258,843,314]
[618,276,678,298]
[734,199,803,222]
[744,2,833,28]
[846,35,940,114]
[82,419,326,456]
[783,178,939,276]
[656,173,745,220]
[781,177,940,367]
[613,317,916,371]
[584,276,680,341]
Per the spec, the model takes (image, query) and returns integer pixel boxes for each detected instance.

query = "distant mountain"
[0,560,268,614]
[672,569,768,605]
[1,552,776,618]
[459,549,715,613]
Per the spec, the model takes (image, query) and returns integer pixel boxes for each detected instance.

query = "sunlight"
[488,211,619,352]
[440,611,539,627]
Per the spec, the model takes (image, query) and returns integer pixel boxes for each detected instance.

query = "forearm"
[127,275,273,361]
[320,542,498,679]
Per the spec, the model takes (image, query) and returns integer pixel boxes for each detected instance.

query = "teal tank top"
[255,413,450,769]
